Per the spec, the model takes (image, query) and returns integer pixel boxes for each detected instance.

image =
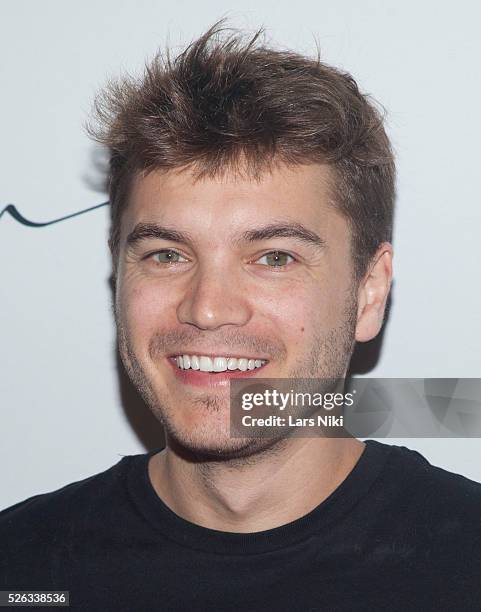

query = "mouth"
[167,353,269,387]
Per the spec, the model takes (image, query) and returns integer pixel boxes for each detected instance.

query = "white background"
[1,0,480,510]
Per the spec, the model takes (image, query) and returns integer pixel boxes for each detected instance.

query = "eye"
[255,251,295,267]
[150,249,188,264]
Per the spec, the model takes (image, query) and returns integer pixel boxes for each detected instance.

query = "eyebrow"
[126,221,326,249]
[239,223,325,248]
[126,223,194,248]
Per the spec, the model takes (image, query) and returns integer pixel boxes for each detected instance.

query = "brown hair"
[87,23,395,281]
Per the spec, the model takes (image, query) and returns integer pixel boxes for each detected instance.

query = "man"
[1,24,480,611]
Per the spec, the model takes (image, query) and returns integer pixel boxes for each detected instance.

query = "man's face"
[115,163,359,458]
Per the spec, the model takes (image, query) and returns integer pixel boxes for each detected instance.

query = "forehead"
[120,162,347,240]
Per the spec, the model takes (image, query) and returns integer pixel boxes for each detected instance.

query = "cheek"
[118,280,176,341]
[256,278,347,346]
[255,284,324,345]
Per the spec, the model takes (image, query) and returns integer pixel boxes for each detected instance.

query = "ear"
[355,243,393,343]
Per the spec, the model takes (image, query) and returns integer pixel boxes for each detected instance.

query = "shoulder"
[371,441,481,553]
[0,454,129,529]
[391,443,481,513]
[360,440,481,601]
[0,452,144,588]
[412,447,481,537]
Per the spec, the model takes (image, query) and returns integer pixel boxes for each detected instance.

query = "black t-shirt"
[1,440,480,611]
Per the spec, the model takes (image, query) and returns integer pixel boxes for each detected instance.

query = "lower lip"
[167,358,267,387]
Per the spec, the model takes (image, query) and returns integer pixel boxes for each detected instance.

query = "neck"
[148,436,365,533]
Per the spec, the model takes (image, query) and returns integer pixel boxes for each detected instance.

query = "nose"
[176,265,253,331]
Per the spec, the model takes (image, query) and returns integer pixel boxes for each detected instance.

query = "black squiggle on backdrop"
[0,201,109,228]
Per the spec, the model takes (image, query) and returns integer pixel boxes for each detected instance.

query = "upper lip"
[167,351,269,361]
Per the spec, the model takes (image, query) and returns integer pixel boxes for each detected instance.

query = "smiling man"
[117,163,376,467]
[1,24,480,611]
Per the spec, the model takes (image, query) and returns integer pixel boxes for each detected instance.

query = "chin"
[147,385,289,462]
[164,422,285,463]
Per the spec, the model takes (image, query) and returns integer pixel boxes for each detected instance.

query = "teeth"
[199,356,213,372]
[174,355,266,372]
[213,357,227,372]
[238,358,248,371]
